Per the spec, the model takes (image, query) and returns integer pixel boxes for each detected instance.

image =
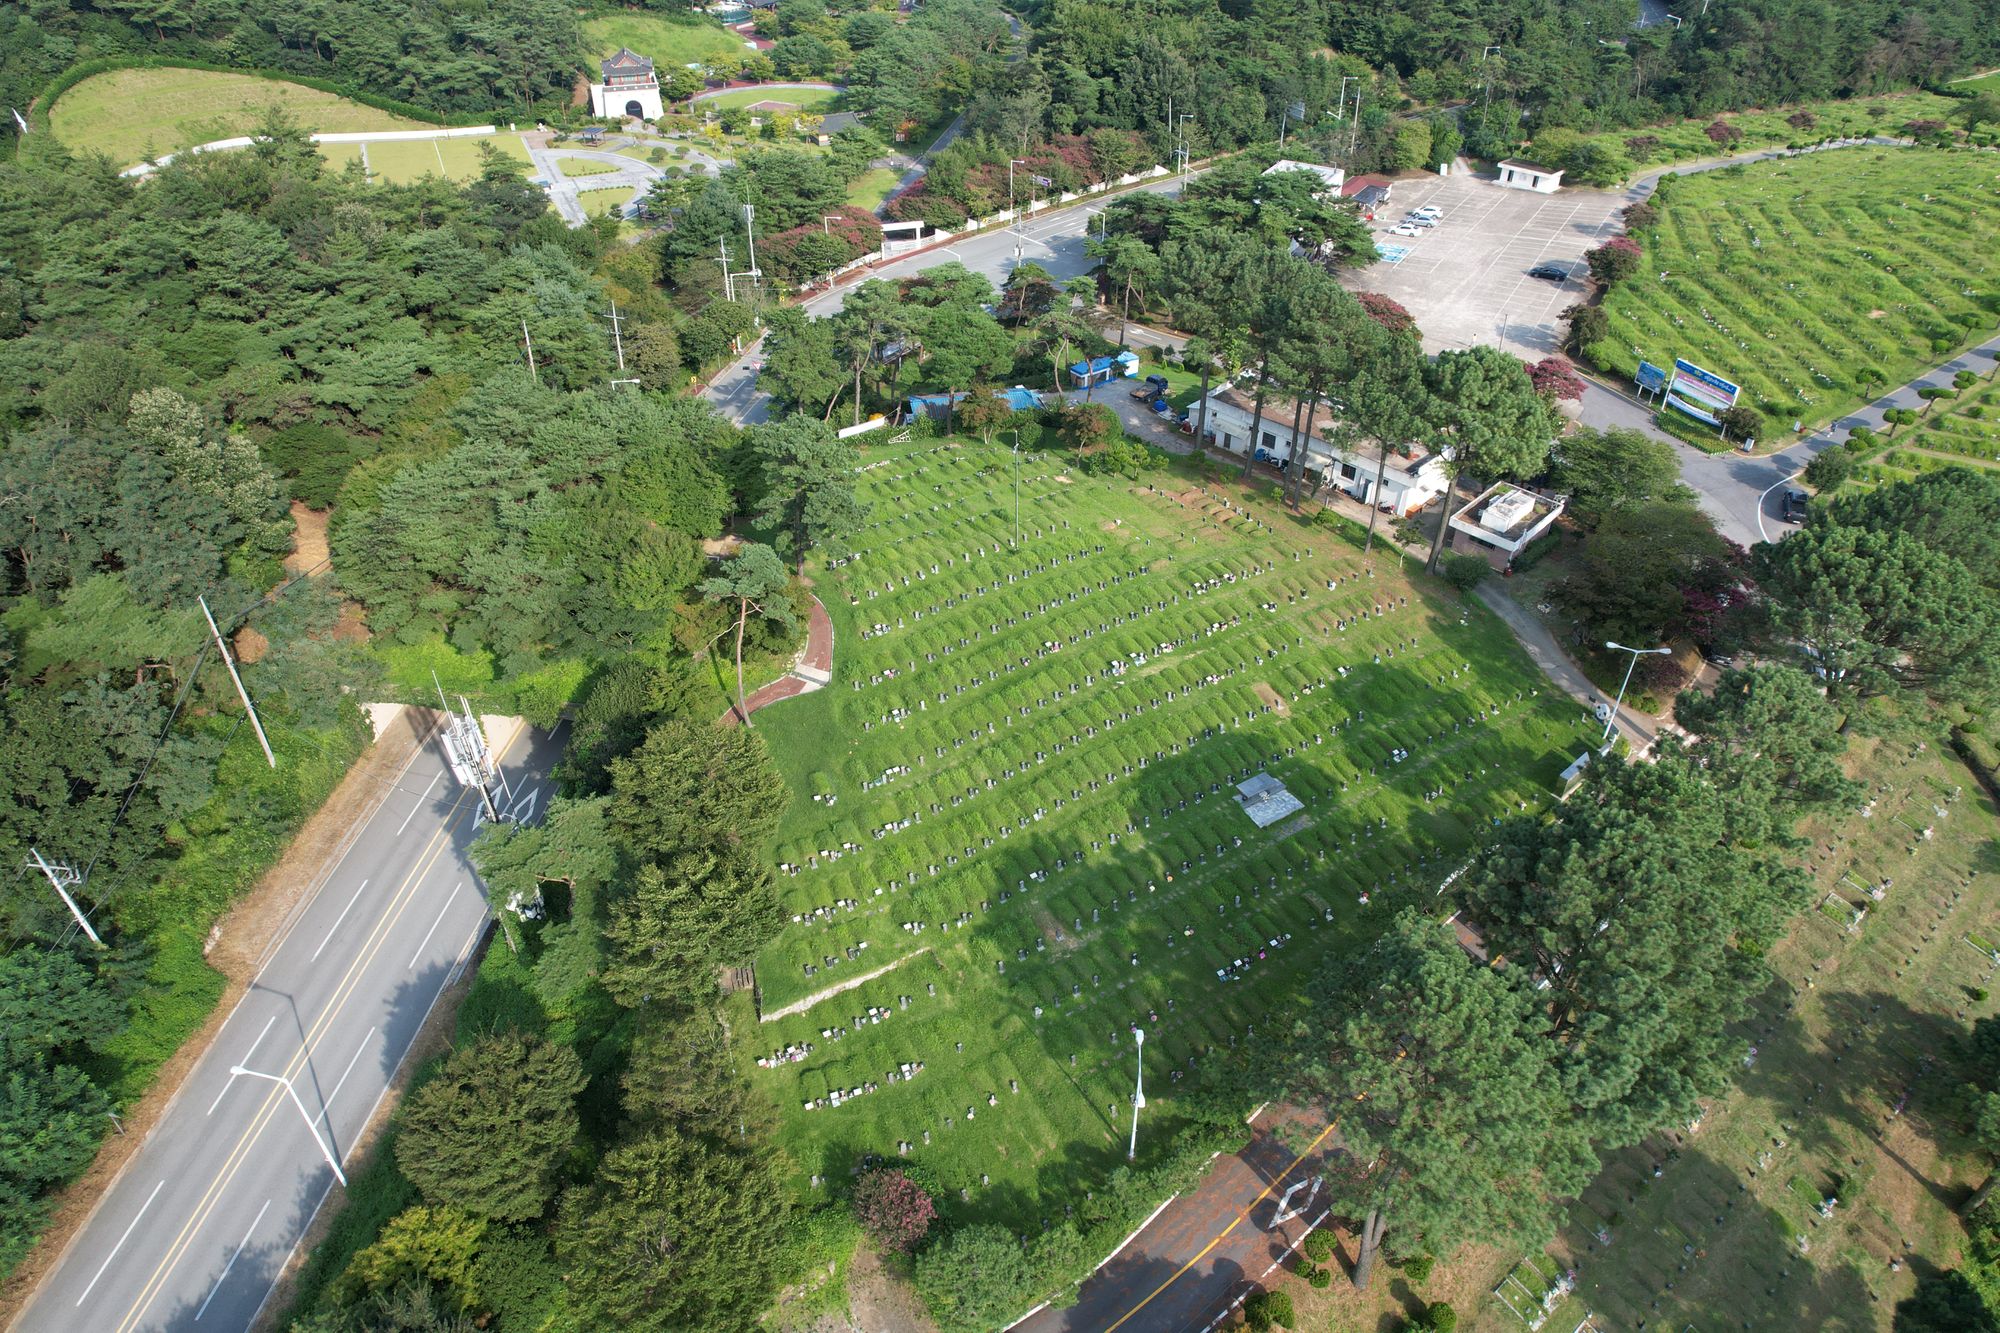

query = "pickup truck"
[1128,373,1170,401]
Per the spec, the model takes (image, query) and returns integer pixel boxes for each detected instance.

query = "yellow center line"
[1102,1120,1339,1333]
[110,721,531,1333]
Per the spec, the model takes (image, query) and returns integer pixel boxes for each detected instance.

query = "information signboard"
[1665,358,1740,424]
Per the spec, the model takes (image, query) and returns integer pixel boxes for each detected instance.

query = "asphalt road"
[699,172,1197,426]
[13,715,566,1333]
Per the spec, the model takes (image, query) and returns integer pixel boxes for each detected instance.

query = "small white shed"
[1497,160,1564,194]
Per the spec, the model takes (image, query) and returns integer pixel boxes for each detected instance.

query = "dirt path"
[759,947,928,1024]
[285,501,330,577]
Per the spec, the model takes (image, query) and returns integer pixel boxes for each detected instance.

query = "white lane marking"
[77,1180,164,1306]
[394,772,443,835]
[319,1026,377,1130]
[1756,469,1804,543]
[310,878,370,962]
[409,882,464,970]
[208,1015,276,1115]
[193,1198,270,1322]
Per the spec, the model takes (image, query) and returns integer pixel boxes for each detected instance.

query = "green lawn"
[581,12,753,66]
[1851,373,2000,490]
[1570,89,1964,176]
[1587,148,2000,434]
[700,86,842,113]
[51,66,434,168]
[578,187,638,220]
[551,155,620,177]
[744,440,1600,1232]
[1952,70,2000,96]
[319,134,531,185]
[843,166,901,211]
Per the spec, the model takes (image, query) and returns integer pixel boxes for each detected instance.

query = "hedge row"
[29,54,498,136]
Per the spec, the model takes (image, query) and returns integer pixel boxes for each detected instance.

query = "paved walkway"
[719,593,833,726]
[525,140,666,227]
[1013,1117,1338,1333]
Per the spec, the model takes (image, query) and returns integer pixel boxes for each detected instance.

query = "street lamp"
[1127,1028,1146,1161]
[1008,158,1028,260]
[1176,114,1193,181]
[1011,429,1022,548]
[1481,46,1502,109]
[1602,641,1671,745]
[230,1064,347,1186]
[821,215,841,234]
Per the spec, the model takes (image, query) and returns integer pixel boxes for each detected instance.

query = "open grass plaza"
[731,439,1600,1228]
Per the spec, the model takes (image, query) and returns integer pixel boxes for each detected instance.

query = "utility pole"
[1008,158,1027,261]
[27,849,103,948]
[199,594,275,768]
[1481,46,1502,110]
[604,302,627,373]
[433,674,502,825]
[1348,92,1362,159]
[741,204,762,294]
[521,320,539,387]
[719,237,736,303]
[1177,113,1193,181]
[1337,75,1356,121]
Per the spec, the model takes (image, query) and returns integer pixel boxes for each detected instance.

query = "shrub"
[1586,236,1643,286]
[1441,552,1490,592]
[1301,1228,1337,1263]
[1564,303,1609,355]
[852,1169,937,1254]
[1512,527,1563,571]
[1308,1264,1333,1288]
[1422,1301,1460,1332]
[1401,1254,1436,1282]
[1526,355,1587,402]
[1802,447,1856,491]
[1704,119,1745,147]
[1624,134,1662,159]
[1243,1288,1296,1330]
[1622,201,1659,230]
[1787,110,1818,131]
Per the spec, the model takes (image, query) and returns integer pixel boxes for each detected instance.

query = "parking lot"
[1342,170,1632,359]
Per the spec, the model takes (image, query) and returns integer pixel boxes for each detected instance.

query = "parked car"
[1527,264,1570,282]
[1386,224,1424,238]
[1129,373,1170,401]
[1409,204,1443,219]
[1404,213,1440,228]
[1781,487,1811,522]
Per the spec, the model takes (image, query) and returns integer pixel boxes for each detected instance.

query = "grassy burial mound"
[49,66,433,168]
[582,12,753,66]
[1591,148,2000,433]
[737,440,1599,1228]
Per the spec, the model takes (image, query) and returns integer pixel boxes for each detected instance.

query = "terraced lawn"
[699,85,843,113]
[742,440,1599,1230]
[1570,89,1963,175]
[1589,148,2000,434]
[51,66,432,168]
[1854,373,2000,490]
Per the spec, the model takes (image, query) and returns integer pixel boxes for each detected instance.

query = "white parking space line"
[77,1180,164,1306]
[193,1198,269,1321]
[409,882,464,970]
[310,878,370,962]
[395,773,443,836]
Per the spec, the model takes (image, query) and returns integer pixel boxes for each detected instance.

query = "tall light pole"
[229,1065,347,1186]
[1336,76,1357,121]
[1602,641,1671,745]
[1010,429,1022,548]
[1127,1028,1146,1161]
[1481,46,1502,110]
[1177,114,1193,181]
[1008,158,1027,260]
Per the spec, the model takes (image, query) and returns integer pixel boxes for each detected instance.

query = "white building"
[590,48,664,121]
[1445,482,1566,568]
[1261,159,1346,198]
[1197,384,1450,516]
[1496,159,1563,193]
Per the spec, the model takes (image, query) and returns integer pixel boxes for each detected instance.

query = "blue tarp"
[997,386,1040,411]
[905,391,968,420]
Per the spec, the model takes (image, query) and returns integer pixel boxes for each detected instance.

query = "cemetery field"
[50,66,432,168]
[1571,90,1961,175]
[1853,374,2000,490]
[1590,148,2000,434]
[741,440,1600,1230]
[1465,731,2000,1332]
[581,12,752,66]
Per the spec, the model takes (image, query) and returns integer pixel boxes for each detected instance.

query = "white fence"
[121,124,497,178]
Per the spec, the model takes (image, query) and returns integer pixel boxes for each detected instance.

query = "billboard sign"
[1665,358,1740,425]
[1636,361,1669,393]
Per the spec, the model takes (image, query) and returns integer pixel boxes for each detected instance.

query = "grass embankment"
[844,167,902,211]
[50,66,432,168]
[1588,148,2000,435]
[581,12,753,65]
[1852,372,2000,490]
[745,439,1599,1233]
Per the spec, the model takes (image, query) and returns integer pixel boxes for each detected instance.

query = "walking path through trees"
[719,593,835,726]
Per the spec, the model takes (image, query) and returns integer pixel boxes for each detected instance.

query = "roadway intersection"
[13,715,564,1333]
